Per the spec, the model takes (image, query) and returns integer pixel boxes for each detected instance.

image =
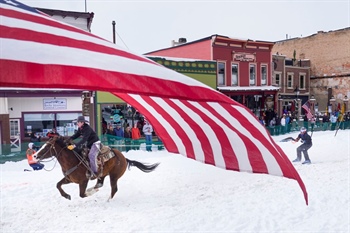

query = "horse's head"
[35,136,68,160]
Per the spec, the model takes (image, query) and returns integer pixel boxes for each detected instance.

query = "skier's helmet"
[300,127,307,133]
[28,142,34,149]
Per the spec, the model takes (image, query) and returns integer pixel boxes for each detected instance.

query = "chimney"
[171,38,187,47]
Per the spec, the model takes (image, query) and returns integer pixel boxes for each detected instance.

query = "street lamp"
[293,86,300,118]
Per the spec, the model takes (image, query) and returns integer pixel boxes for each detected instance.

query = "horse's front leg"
[57,177,72,200]
[79,179,89,198]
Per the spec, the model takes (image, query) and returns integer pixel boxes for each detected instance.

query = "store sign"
[43,98,67,110]
[233,53,255,62]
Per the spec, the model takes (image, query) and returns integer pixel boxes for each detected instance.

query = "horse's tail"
[126,158,159,173]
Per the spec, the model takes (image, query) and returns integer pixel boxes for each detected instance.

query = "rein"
[38,138,94,177]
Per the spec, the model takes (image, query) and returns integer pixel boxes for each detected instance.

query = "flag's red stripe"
[154,98,197,159]
[0,60,231,103]
[139,96,196,158]
[179,100,222,166]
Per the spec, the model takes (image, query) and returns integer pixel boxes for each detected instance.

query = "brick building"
[272,27,350,113]
[146,35,279,117]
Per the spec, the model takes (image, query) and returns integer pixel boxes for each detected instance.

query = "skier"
[292,127,312,164]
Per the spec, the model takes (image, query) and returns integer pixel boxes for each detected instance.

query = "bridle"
[37,137,93,176]
[36,138,65,161]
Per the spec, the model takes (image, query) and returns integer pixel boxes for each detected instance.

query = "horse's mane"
[52,136,68,149]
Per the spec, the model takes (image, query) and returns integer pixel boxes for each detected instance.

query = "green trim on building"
[148,57,217,89]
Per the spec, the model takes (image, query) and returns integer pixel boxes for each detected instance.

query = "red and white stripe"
[0,0,308,204]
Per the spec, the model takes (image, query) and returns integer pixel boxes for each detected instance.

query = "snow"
[1,130,349,232]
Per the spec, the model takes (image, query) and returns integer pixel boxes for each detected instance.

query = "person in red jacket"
[26,143,44,171]
[131,123,141,150]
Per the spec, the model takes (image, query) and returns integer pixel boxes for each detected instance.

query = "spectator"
[310,115,316,132]
[30,132,41,142]
[280,115,286,134]
[322,113,330,130]
[131,123,141,150]
[124,125,132,152]
[106,124,115,145]
[114,123,124,148]
[330,113,337,130]
[142,120,153,152]
[26,143,44,171]
[102,118,107,135]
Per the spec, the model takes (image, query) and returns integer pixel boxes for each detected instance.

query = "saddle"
[81,144,115,179]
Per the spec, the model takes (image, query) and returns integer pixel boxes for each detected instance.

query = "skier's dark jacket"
[70,123,99,149]
[296,132,312,145]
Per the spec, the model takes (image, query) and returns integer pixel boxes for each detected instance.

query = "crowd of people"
[259,109,350,135]
[104,117,156,152]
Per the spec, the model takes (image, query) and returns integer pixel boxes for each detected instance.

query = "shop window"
[250,64,256,85]
[57,113,82,136]
[261,65,267,85]
[23,112,80,138]
[287,73,293,88]
[299,74,306,89]
[231,63,238,86]
[274,73,281,86]
[218,62,225,86]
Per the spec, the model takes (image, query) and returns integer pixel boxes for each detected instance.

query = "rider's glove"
[67,145,75,150]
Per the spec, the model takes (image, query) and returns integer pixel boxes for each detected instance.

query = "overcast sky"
[20,0,349,55]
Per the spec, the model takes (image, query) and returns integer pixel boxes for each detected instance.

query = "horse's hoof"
[95,183,103,189]
[64,195,71,200]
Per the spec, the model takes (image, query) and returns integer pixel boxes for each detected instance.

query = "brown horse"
[35,136,159,200]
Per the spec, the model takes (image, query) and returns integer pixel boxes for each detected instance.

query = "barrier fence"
[1,120,348,164]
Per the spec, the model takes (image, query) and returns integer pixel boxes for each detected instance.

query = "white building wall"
[0,98,9,114]
[8,97,82,118]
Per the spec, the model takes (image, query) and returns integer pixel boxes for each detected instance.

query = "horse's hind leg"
[94,176,105,189]
[109,177,119,200]
[57,177,72,200]
[79,180,89,198]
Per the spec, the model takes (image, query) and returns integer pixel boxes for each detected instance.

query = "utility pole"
[112,21,116,44]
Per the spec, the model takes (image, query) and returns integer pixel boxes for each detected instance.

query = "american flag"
[302,101,313,120]
[0,0,308,204]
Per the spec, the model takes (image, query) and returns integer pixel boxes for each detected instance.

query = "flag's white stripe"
[213,103,282,175]
[171,99,223,166]
[150,97,205,161]
[128,94,187,156]
[1,13,127,55]
[0,38,210,89]
[189,101,250,170]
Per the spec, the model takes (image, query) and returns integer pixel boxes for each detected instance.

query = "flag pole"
[334,113,344,137]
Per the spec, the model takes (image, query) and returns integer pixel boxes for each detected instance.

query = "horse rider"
[67,116,100,178]
[26,143,45,171]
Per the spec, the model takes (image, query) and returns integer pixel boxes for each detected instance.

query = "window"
[23,112,81,138]
[287,73,293,88]
[231,63,238,86]
[261,65,267,85]
[249,64,256,85]
[218,62,225,85]
[299,73,306,89]
[274,72,281,86]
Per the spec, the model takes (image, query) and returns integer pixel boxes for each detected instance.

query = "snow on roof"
[217,86,280,91]
[146,55,213,62]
